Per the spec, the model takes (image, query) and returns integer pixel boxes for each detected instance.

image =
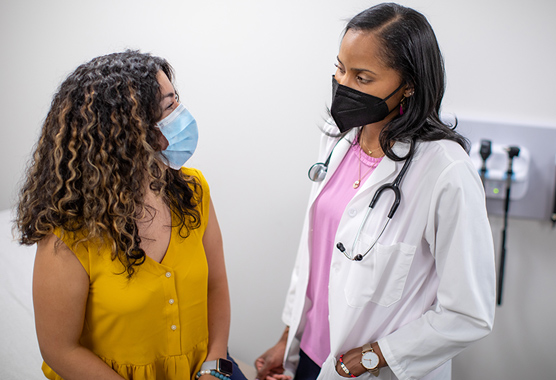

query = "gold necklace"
[360,138,381,157]
[353,146,379,189]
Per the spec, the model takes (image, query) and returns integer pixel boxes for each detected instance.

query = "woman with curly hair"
[16,50,243,380]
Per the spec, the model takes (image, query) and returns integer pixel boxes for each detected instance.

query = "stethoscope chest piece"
[308,163,328,182]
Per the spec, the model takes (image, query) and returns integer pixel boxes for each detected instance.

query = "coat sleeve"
[282,120,342,325]
[377,159,496,380]
[281,205,309,327]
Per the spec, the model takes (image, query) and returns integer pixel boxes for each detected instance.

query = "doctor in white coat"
[255,3,495,380]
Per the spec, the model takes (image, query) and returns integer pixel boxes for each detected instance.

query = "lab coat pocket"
[344,236,416,308]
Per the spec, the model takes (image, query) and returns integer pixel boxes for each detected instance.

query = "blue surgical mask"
[155,103,198,170]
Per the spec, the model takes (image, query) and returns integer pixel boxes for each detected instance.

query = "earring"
[399,96,406,115]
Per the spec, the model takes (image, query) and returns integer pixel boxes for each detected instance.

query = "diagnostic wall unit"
[458,119,556,221]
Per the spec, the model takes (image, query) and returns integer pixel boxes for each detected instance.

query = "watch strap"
[362,343,373,353]
[201,360,217,371]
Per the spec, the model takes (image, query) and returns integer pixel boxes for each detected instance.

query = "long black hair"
[339,2,468,160]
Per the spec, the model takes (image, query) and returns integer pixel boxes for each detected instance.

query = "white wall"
[1,0,555,379]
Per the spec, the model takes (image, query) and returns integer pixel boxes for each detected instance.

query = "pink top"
[300,142,382,366]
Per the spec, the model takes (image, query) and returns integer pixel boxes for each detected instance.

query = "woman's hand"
[198,375,219,380]
[255,345,291,380]
[335,343,386,378]
[255,327,291,380]
[335,347,366,378]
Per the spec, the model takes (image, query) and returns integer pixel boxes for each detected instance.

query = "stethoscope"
[308,136,414,261]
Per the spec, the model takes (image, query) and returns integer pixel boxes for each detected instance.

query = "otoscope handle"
[479,140,492,182]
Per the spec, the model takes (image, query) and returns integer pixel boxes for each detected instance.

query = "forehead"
[339,29,390,70]
[156,70,174,96]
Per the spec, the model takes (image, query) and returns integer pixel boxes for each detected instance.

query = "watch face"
[361,351,380,370]
[217,359,233,376]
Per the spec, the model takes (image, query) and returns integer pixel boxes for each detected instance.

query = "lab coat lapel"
[307,131,356,207]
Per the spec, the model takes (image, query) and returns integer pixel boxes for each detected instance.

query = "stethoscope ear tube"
[370,184,401,219]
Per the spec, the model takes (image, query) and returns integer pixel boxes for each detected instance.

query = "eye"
[166,101,174,110]
[334,63,345,74]
[356,75,371,84]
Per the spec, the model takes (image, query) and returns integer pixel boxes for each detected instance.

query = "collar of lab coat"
[308,129,414,208]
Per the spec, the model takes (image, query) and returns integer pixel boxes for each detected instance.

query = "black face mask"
[330,76,404,133]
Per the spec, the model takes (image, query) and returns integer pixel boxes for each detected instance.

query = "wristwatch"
[201,358,233,376]
[360,343,380,377]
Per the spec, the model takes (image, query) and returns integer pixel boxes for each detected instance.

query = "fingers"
[255,351,281,379]
[259,373,291,380]
[255,357,273,379]
[271,375,292,380]
[255,357,269,378]
[256,343,288,380]
[255,357,265,370]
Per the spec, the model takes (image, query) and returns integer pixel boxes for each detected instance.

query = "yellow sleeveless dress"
[42,168,210,380]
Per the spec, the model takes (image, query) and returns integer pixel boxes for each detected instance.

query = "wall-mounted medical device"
[456,119,556,306]
[470,142,530,201]
[458,119,556,221]
[470,142,528,305]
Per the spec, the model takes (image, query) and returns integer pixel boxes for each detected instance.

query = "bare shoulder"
[33,233,91,366]
[34,233,88,288]
[37,232,71,254]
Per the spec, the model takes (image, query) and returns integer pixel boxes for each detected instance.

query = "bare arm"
[33,234,124,380]
[202,199,231,362]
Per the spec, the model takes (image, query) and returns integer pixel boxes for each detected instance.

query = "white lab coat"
[281,126,496,380]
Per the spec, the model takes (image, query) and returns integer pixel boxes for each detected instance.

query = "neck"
[359,125,383,157]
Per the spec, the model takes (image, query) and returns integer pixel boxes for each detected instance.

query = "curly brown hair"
[16,50,202,276]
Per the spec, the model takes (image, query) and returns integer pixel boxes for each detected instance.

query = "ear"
[404,86,415,98]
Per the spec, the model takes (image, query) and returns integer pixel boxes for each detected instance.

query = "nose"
[336,74,355,89]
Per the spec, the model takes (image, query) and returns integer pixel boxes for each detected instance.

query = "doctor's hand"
[255,344,291,380]
[255,327,292,380]
[335,343,386,378]
[335,347,366,378]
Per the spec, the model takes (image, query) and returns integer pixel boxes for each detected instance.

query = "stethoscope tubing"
[309,135,415,261]
[347,155,412,261]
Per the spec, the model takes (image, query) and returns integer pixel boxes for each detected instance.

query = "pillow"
[0,209,43,379]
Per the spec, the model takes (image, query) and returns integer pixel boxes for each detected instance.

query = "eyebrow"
[337,56,378,76]
[162,91,175,100]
